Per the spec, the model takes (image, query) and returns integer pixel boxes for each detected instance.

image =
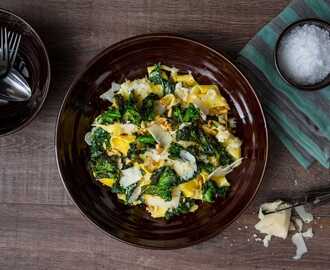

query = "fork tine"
[4,27,8,62]
[0,28,3,58]
[10,34,21,67]
[8,31,15,48]
[8,32,18,59]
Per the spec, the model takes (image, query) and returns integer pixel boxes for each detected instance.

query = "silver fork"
[8,31,21,69]
[0,27,9,77]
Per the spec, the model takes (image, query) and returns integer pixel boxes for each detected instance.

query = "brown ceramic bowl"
[56,34,268,249]
[0,8,50,136]
[274,18,330,91]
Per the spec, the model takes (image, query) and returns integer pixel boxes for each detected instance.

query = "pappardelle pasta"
[85,64,242,219]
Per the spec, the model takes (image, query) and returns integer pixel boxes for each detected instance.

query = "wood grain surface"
[0,0,329,269]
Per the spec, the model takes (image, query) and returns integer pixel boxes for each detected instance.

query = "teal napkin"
[237,0,330,169]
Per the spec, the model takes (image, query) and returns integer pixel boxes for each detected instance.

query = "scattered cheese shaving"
[100,82,121,102]
[119,167,142,188]
[255,200,292,239]
[302,228,314,238]
[208,158,243,179]
[172,150,197,180]
[292,232,308,260]
[263,234,272,248]
[293,217,303,232]
[147,124,172,147]
[294,205,314,223]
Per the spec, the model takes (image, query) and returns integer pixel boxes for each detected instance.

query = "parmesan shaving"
[294,205,314,224]
[292,232,308,260]
[208,158,243,179]
[263,234,272,248]
[147,124,172,147]
[100,82,121,102]
[302,228,313,238]
[119,167,142,188]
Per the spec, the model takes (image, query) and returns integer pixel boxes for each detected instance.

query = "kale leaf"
[165,198,196,220]
[141,94,158,121]
[96,107,121,124]
[168,142,184,159]
[148,64,175,95]
[123,93,142,125]
[172,104,200,124]
[137,134,156,146]
[182,104,200,122]
[90,127,111,159]
[202,181,230,203]
[216,142,234,166]
[91,154,120,180]
[172,105,184,123]
[144,166,179,201]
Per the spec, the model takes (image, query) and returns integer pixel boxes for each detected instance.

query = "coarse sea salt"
[278,24,330,85]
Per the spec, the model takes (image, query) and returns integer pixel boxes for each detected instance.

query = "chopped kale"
[198,161,215,174]
[141,94,158,121]
[172,105,184,123]
[123,93,142,125]
[91,154,120,180]
[144,166,179,201]
[216,142,234,166]
[125,183,138,201]
[165,198,196,220]
[168,142,184,159]
[90,127,111,159]
[113,94,126,115]
[182,104,200,122]
[202,181,218,203]
[172,104,200,124]
[137,134,156,146]
[148,63,175,95]
[218,186,230,198]
[176,124,199,142]
[202,181,230,203]
[96,107,121,124]
[111,183,125,194]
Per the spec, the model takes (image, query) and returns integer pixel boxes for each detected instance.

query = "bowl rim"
[274,18,330,91]
[0,8,51,137]
[55,33,268,249]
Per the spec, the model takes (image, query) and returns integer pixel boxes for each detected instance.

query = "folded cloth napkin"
[237,0,330,169]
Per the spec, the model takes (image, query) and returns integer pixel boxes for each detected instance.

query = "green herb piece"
[168,142,184,159]
[172,105,184,123]
[144,166,179,201]
[216,143,234,166]
[91,154,120,180]
[125,183,138,202]
[218,186,230,198]
[148,63,175,95]
[202,181,218,203]
[123,107,141,125]
[176,124,198,142]
[198,161,215,174]
[137,134,156,146]
[165,198,196,220]
[111,183,125,194]
[182,104,200,122]
[202,181,230,203]
[141,94,158,121]
[90,127,111,159]
[113,94,126,115]
[96,107,121,124]
[122,93,142,125]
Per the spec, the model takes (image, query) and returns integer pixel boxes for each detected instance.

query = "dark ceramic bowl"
[274,18,330,91]
[0,8,50,136]
[56,34,268,249]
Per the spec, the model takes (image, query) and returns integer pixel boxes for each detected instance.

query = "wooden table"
[0,1,329,269]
